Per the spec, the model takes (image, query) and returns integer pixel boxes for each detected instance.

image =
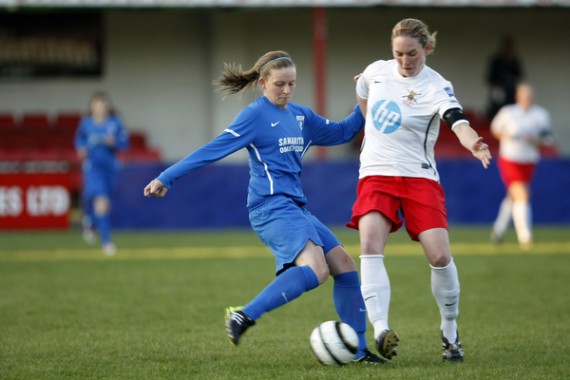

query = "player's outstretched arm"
[453,123,492,169]
[144,178,168,198]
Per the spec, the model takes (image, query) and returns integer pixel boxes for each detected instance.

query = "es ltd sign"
[0,173,71,229]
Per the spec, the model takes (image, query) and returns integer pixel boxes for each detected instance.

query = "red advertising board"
[0,173,71,229]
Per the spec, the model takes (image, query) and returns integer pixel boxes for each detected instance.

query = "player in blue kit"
[144,51,384,364]
[75,91,129,255]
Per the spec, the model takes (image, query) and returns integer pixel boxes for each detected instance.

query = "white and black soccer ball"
[309,320,358,365]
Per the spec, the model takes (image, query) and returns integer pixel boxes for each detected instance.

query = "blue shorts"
[249,195,341,275]
[83,164,116,198]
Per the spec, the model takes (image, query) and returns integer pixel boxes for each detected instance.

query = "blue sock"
[94,212,112,245]
[243,266,319,321]
[333,271,368,357]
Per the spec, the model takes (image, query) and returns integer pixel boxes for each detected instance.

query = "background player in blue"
[75,91,129,255]
[144,51,384,364]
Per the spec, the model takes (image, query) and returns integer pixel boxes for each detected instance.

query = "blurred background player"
[348,18,492,362]
[485,35,524,118]
[75,91,130,255]
[144,51,385,364]
[490,83,554,250]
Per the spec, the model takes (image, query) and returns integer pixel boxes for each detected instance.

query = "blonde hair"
[214,50,295,97]
[392,18,437,55]
[88,90,115,115]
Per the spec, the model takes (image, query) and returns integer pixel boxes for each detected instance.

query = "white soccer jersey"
[491,104,551,163]
[356,60,465,182]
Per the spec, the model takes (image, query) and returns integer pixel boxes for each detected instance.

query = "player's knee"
[359,239,383,255]
[429,253,451,268]
[307,262,329,285]
[94,197,110,215]
[316,265,330,284]
[327,249,357,276]
[336,258,357,274]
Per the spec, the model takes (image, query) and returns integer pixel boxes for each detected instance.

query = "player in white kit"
[490,83,553,249]
[348,18,492,362]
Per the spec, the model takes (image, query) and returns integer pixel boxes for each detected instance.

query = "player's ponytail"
[214,50,294,97]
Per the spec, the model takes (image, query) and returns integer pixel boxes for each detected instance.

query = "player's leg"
[81,189,97,244]
[348,177,401,360]
[311,213,371,360]
[326,247,367,354]
[93,195,115,255]
[498,158,535,249]
[418,228,463,362]
[81,169,98,244]
[491,196,513,244]
[404,178,463,362]
[493,157,516,244]
[226,197,325,346]
[418,228,459,336]
[226,241,324,346]
[88,169,116,255]
[326,245,387,364]
[509,181,533,249]
[358,211,399,359]
[244,240,327,320]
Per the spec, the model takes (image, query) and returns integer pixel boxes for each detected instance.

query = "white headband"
[259,56,293,74]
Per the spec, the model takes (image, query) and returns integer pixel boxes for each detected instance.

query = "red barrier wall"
[0,172,71,229]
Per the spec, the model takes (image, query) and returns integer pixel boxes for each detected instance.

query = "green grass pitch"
[1,226,569,379]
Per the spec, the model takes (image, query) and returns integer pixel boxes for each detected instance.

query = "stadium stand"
[0,113,17,130]
[435,109,499,159]
[54,112,82,133]
[20,112,51,132]
[0,110,162,195]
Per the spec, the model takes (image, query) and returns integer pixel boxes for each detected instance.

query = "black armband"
[442,108,469,130]
[539,130,552,138]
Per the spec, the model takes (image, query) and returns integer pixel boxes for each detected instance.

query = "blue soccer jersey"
[74,114,130,168]
[157,96,364,209]
[74,114,130,196]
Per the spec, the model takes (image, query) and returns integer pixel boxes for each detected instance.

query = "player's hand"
[353,73,362,83]
[76,148,87,161]
[144,179,168,198]
[471,136,492,169]
[104,134,116,147]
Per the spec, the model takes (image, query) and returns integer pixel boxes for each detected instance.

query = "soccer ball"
[309,321,358,365]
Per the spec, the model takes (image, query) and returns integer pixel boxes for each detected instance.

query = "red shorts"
[498,156,536,187]
[347,176,448,241]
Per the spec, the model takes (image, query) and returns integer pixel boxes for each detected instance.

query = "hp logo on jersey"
[371,100,401,134]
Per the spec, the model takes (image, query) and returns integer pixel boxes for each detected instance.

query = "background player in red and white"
[490,83,553,249]
[348,18,492,362]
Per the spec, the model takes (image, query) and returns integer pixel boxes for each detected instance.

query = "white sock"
[512,201,532,244]
[431,259,460,343]
[360,254,391,338]
[493,197,512,238]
